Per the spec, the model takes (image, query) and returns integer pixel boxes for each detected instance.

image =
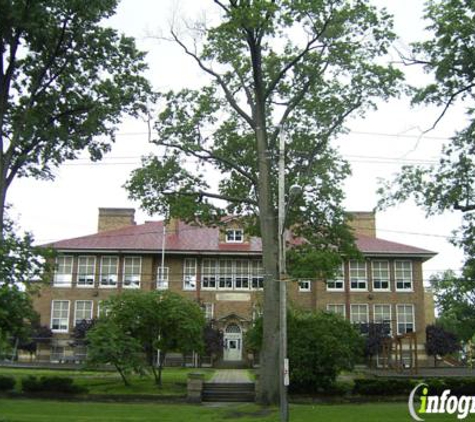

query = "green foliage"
[353,378,417,396]
[86,317,145,387]
[247,310,363,392]
[88,291,205,386]
[21,376,87,394]
[430,270,475,341]
[378,0,475,276]
[0,375,15,391]
[0,284,38,346]
[0,0,153,234]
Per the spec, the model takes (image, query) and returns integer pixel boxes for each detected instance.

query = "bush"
[0,375,15,391]
[21,376,87,394]
[353,378,416,396]
[353,378,475,397]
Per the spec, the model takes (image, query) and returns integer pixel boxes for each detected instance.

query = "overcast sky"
[7,0,467,281]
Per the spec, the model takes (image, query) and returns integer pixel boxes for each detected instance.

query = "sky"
[7,0,468,282]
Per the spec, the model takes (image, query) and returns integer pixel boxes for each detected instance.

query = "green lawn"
[0,400,460,422]
[0,367,215,396]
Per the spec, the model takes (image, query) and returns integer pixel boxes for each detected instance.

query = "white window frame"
[53,256,73,287]
[183,258,197,290]
[349,260,368,291]
[298,280,311,292]
[251,260,264,290]
[202,259,218,290]
[77,256,96,288]
[395,260,413,291]
[123,256,141,288]
[396,304,415,334]
[218,259,233,290]
[100,256,118,288]
[74,300,93,326]
[327,304,346,317]
[373,304,392,334]
[51,300,70,333]
[97,300,110,318]
[327,263,345,291]
[204,303,214,320]
[225,229,244,243]
[157,266,169,290]
[350,304,369,325]
[371,260,390,291]
[235,259,250,290]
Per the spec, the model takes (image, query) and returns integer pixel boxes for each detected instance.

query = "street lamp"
[278,127,301,422]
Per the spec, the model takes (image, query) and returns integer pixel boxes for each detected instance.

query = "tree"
[430,270,475,342]
[126,0,402,404]
[86,317,145,386]
[104,290,205,386]
[247,309,362,393]
[0,0,152,237]
[18,322,52,361]
[426,324,459,367]
[362,322,391,368]
[203,322,224,365]
[378,0,475,274]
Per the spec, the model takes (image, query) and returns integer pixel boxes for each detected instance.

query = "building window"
[77,256,95,287]
[74,300,93,326]
[100,256,118,287]
[327,263,345,291]
[157,266,169,290]
[298,280,311,292]
[218,259,233,289]
[350,304,369,325]
[123,257,141,288]
[183,258,197,290]
[373,304,392,334]
[395,261,413,291]
[235,259,250,290]
[202,259,218,289]
[97,300,110,318]
[327,304,346,317]
[372,260,390,291]
[349,260,367,290]
[226,229,244,243]
[203,303,214,320]
[251,260,264,290]
[51,300,70,332]
[53,256,73,287]
[397,304,415,334]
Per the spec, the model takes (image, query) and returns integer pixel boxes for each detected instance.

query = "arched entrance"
[223,323,242,361]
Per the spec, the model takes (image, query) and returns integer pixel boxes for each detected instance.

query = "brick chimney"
[347,211,376,238]
[98,208,136,232]
[166,217,180,235]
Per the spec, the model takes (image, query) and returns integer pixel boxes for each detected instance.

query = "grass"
[0,400,459,421]
[0,367,215,396]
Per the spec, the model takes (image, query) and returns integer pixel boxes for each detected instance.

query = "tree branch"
[164,189,258,206]
[170,30,255,129]
[160,140,258,185]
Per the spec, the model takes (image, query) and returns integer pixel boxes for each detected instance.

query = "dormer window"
[226,229,244,243]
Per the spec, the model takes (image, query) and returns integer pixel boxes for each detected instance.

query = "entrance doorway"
[223,323,242,361]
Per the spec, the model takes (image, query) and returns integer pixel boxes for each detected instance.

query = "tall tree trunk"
[248,34,281,405]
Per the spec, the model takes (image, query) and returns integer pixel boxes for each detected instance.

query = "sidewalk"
[209,369,253,384]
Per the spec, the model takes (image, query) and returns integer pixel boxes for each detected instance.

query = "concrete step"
[202,382,255,402]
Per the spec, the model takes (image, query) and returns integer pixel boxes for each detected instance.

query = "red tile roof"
[45,220,435,258]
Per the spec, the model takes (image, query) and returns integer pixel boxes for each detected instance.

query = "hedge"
[0,375,15,391]
[21,376,88,394]
[353,378,475,397]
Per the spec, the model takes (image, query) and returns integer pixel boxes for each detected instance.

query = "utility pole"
[278,126,289,422]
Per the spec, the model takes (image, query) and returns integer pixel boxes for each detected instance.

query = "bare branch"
[164,189,258,206]
[213,0,231,14]
[170,29,255,129]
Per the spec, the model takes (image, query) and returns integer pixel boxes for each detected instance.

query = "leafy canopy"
[0,0,152,232]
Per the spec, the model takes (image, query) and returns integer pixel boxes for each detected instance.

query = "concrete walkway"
[209,369,253,384]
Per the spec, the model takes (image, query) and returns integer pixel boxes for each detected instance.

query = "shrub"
[0,375,15,391]
[353,378,416,396]
[21,376,87,394]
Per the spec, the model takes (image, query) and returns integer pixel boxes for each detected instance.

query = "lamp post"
[278,127,301,422]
